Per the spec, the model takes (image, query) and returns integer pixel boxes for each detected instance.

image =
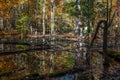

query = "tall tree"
[42,0,46,36]
[50,0,55,36]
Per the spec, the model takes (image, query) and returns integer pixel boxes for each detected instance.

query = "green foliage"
[18,15,28,23]
[108,50,120,62]
[96,2,107,17]
[16,14,28,33]
[16,45,27,50]
[64,1,96,21]
[64,2,80,17]
[80,1,96,21]
[66,54,74,66]
[0,71,12,76]
[48,69,69,77]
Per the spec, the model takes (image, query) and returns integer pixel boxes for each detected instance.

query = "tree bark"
[103,21,110,72]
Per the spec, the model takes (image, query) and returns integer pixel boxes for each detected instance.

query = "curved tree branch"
[89,20,106,47]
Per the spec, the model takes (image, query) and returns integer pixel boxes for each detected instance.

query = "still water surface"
[0,36,120,80]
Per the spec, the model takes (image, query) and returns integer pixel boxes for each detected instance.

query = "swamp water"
[0,35,120,80]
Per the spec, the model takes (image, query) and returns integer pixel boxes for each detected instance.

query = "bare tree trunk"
[102,0,110,79]
[42,0,46,36]
[51,0,55,36]
[103,21,109,71]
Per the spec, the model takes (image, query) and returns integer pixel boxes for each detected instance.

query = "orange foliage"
[0,0,20,18]
[4,13,10,19]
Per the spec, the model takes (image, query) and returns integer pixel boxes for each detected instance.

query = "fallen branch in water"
[0,40,49,46]
[0,47,50,56]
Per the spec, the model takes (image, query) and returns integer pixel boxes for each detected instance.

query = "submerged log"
[0,47,50,56]
[0,40,49,47]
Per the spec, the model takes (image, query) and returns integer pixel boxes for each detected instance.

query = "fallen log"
[0,40,49,47]
[0,47,50,56]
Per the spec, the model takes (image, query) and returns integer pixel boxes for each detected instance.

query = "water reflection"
[0,36,120,80]
[56,74,77,80]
